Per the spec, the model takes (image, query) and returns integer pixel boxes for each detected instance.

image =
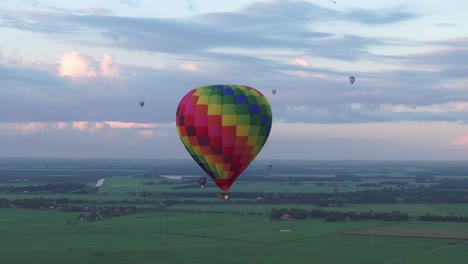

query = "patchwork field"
[2,159,468,263]
[346,227,468,239]
[1,209,468,264]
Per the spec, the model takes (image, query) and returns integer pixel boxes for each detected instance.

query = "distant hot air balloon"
[176,85,273,199]
[198,176,207,188]
[349,76,355,84]
[272,89,277,96]
[139,101,145,107]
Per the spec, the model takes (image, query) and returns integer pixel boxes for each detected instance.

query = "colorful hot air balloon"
[139,101,145,107]
[176,85,272,198]
[349,76,355,84]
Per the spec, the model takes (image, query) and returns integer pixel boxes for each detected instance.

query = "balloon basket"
[218,192,231,200]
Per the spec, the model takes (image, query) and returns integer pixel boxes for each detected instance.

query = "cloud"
[104,121,155,129]
[54,122,68,130]
[58,51,120,78]
[345,7,417,24]
[72,121,90,131]
[0,121,178,158]
[137,130,153,138]
[0,1,394,63]
[381,102,468,114]
[406,48,468,68]
[434,23,457,28]
[8,50,24,66]
[100,53,121,77]
[79,8,113,15]
[58,51,98,78]
[13,122,46,134]
[180,61,199,71]
[451,133,468,146]
[292,57,310,67]
[350,103,364,110]
[0,1,466,127]
[286,105,308,112]
[0,121,172,137]
[3,120,467,160]
[119,0,139,7]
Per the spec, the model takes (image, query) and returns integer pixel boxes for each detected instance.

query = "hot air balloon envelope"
[176,84,273,192]
[139,101,145,107]
[349,76,355,84]
[198,176,207,188]
[272,89,277,95]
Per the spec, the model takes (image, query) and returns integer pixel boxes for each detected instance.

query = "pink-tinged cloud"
[72,121,89,131]
[104,121,155,129]
[58,51,121,78]
[54,122,68,130]
[59,51,97,78]
[1,122,172,139]
[95,122,104,129]
[293,57,310,67]
[100,53,121,77]
[181,62,199,71]
[451,133,468,146]
[14,122,46,134]
[71,122,108,132]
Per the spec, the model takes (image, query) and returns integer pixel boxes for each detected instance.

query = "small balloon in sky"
[139,101,145,107]
[272,89,277,95]
[198,176,207,188]
[349,76,355,84]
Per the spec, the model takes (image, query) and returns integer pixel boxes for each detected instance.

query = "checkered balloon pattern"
[176,85,272,191]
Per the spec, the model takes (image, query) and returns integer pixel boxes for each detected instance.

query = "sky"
[1,0,468,160]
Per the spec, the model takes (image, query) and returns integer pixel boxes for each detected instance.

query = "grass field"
[3,159,468,263]
[2,208,468,264]
[98,176,384,194]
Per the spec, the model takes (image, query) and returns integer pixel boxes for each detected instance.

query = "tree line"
[270,208,409,222]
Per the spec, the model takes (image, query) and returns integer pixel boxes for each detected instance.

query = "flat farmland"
[2,208,468,264]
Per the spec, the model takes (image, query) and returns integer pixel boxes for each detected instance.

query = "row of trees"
[0,182,89,193]
[76,206,139,222]
[5,186,468,205]
[152,208,264,216]
[270,208,409,222]
[419,213,468,222]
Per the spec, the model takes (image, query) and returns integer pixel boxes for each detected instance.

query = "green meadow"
[99,176,382,194]
[1,209,468,264]
[3,159,468,263]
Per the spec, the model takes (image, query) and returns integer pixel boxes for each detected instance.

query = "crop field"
[1,209,468,264]
[346,227,468,239]
[98,176,382,193]
[2,159,468,263]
